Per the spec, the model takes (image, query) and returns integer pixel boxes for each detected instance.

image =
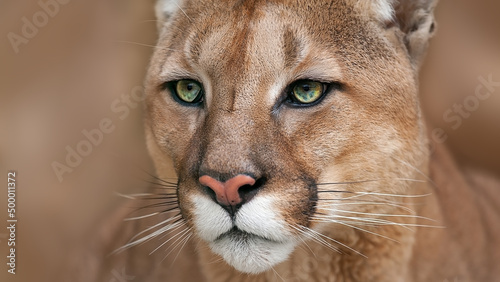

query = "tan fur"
[74,0,500,281]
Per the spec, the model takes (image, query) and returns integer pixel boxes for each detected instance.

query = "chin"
[209,231,296,274]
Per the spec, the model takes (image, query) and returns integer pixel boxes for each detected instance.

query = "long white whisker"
[270,265,286,282]
[175,2,193,22]
[392,156,435,186]
[322,208,437,222]
[294,227,317,258]
[300,225,367,258]
[114,40,157,48]
[124,212,161,221]
[112,216,183,254]
[322,201,417,214]
[166,231,193,265]
[350,192,432,198]
[318,177,426,187]
[128,215,181,243]
[149,226,190,255]
[315,215,416,231]
[290,225,341,254]
[119,221,183,253]
[315,219,400,243]
[113,40,179,52]
[114,192,154,200]
[394,178,426,183]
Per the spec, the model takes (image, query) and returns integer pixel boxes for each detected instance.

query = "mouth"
[209,226,296,274]
[190,194,297,273]
[216,226,281,244]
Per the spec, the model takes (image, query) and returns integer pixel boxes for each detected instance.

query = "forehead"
[152,0,402,111]
[159,0,388,74]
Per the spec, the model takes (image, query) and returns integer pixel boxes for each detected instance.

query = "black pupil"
[302,84,310,92]
[186,83,193,91]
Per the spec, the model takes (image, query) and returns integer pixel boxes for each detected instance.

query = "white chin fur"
[190,194,296,273]
[191,195,233,242]
[210,235,295,274]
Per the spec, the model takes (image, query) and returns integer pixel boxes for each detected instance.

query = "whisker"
[317,179,379,186]
[317,178,425,188]
[124,212,160,221]
[392,156,436,186]
[270,265,286,282]
[143,173,178,186]
[113,40,180,52]
[322,208,437,222]
[320,201,417,214]
[125,206,180,221]
[165,231,193,265]
[150,226,190,255]
[288,224,317,258]
[113,40,157,48]
[349,192,432,198]
[123,214,181,246]
[144,180,177,189]
[134,201,179,210]
[316,215,444,230]
[313,219,399,243]
[290,225,340,254]
[394,178,427,183]
[324,192,431,203]
[175,2,193,23]
[114,192,153,200]
[316,215,416,231]
[128,220,184,250]
[206,256,225,265]
[138,195,178,201]
[299,225,367,258]
[317,190,353,194]
[319,198,428,210]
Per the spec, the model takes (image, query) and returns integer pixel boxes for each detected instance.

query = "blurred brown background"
[0,1,499,282]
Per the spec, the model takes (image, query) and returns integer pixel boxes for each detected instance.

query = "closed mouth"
[216,227,281,244]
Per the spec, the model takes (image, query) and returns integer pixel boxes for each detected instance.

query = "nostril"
[238,177,266,204]
[199,175,229,205]
[203,185,217,202]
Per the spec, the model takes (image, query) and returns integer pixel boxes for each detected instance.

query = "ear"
[392,0,438,66]
[155,0,183,31]
[363,0,438,67]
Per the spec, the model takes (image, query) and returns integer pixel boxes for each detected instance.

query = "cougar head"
[144,0,436,274]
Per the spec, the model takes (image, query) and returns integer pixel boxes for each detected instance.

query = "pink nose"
[199,175,256,206]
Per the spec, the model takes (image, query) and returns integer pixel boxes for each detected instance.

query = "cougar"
[73,1,500,281]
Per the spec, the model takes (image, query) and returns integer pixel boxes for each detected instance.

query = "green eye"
[174,80,203,104]
[290,80,325,105]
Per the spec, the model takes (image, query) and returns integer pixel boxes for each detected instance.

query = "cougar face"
[144,0,431,274]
